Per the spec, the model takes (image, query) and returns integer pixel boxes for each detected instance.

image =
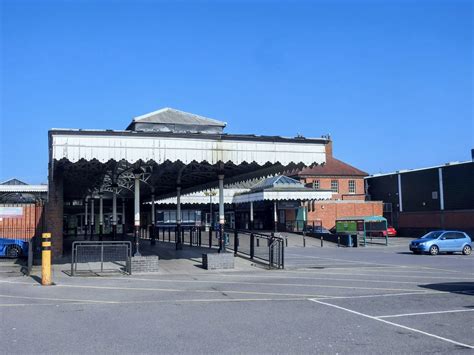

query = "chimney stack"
[325,136,333,157]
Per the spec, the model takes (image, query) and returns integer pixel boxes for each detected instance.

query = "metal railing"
[152,225,204,246]
[226,229,284,269]
[71,241,132,276]
[152,226,284,269]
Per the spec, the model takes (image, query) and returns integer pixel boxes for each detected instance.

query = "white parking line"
[0,294,306,306]
[377,309,474,319]
[0,278,430,294]
[308,298,474,349]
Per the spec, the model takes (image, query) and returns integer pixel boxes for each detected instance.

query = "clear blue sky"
[1,0,472,184]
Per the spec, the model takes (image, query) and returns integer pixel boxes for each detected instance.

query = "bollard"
[41,233,52,286]
[321,236,323,247]
[337,236,340,247]
[303,236,306,247]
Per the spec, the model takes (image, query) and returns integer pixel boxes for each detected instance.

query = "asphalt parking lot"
[1,238,473,354]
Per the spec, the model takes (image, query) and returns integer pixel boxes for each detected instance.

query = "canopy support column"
[99,192,104,241]
[134,174,141,256]
[151,191,156,245]
[112,187,117,240]
[274,201,278,233]
[250,201,254,230]
[84,197,89,239]
[218,174,225,253]
[176,186,182,250]
[90,198,95,239]
[122,198,126,237]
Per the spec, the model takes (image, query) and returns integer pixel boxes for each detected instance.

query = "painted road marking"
[210,270,474,282]
[105,275,426,285]
[285,253,470,273]
[0,278,433,294]
[0,294,307,306]
[308,298,474,350]
[377,309,474,319]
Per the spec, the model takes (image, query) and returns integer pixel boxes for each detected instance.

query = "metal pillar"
[250,201,254,230]
[122,198,126,237]
[218,174,225,253]
[84,197,89,240]
[90,198,95,239]
[99,192,104,241]
[112,187,117,240]
[209,192,213,230]
[176,186,182,250]
[274,200,278,233]
[133,174,141,256]
[151,192,156,245]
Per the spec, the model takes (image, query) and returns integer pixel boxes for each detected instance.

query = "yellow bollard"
[41,233,52,286]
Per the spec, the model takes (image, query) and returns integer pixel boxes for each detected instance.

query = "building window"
[348,180,356,193]
[312,180,320,190]
[331,180,339,193]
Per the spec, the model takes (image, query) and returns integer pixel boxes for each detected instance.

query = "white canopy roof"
[50,129,328,200]
[232,190,332,203]
[51,131,326,166]
[153,189,248,205]
[0,185,48,193]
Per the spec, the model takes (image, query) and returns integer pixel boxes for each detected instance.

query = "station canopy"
[153,175,332,205]
[232,175,333,203]
[50,108,328,200]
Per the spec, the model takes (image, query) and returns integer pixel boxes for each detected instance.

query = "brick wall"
[45,170,63,258]
[131,256,159,273]
[202,253,235,270]
[308,201,383,229]
[304,177,365,200]
[0,204,44,240]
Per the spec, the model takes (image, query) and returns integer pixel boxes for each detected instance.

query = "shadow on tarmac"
[420,282,474,296]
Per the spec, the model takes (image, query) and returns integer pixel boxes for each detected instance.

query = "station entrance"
[46,108,328,269]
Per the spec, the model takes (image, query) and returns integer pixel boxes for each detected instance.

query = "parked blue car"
[409,231,472,256]
[0,238,29,258]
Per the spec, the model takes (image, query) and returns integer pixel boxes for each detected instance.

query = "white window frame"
[348,180,356,194]
[313,180,320,190]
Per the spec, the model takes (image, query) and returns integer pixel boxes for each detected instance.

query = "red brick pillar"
[46,170,63,259]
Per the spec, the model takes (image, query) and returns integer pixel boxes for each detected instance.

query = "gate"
[71,241,132,276]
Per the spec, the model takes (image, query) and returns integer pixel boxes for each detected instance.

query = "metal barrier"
[154,226,284,269]
[226,229,284,269]
[71,241,132,276]
[155,226,203,246]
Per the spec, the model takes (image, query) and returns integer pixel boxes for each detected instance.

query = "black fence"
[71,241,132,276]
[225,229,284,269]
[149,225,284,269]
[279,220,324,233]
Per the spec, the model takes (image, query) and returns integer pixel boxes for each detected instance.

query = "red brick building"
[290,140,383,229]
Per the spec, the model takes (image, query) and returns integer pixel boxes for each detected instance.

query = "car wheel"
[6,245,22,258]
[429,245,439,256]
[462,245,472,256]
